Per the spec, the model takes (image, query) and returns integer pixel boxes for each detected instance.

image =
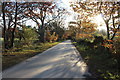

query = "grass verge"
[2,42,59,71]
[73,41,119,80]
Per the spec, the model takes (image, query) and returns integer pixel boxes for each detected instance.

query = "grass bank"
[2,42,59,71]
[73,41,119,80]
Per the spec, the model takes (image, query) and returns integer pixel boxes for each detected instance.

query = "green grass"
[2,42,59,71]
[73,41,119,80]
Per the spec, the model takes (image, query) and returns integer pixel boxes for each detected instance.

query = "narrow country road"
[2,40,90,78]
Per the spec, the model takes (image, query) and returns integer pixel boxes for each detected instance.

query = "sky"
[92,14,107,31]
[55,0,76,28]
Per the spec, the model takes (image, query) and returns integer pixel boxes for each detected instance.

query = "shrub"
[112,41,120,72]
[93,36,104,45]
[46,31,58,42]
[21,27,38,45]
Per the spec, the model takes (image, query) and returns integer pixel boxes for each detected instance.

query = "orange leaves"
[4,10,13,13]
[80,21,97,33]
[102,40,114,49]
[46,31,58,42]
[112,28,118,32]
[103,39,113,44]
[94,37,118,55]
[26,2,55,19]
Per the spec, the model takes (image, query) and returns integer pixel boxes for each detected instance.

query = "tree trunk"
[2,2,8,49]
[39,27,45,43]
[105,22,110,40]
[111,25,120,40]
[39,20,45,42]
[10,2,18,48]
[111,32,116,40]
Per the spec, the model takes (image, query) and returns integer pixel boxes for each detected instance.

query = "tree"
[24,2,55,42]
[2,2,18,49]
[46,31,58,42]
[70,2,99,40]
[68,20,97,40]
[70,1,119,40]
[2,2,7,48]
[97,2,119,40]
[2,2,31,49]
[11,2,18,48]
[48,17,65,41]
[71,1,120,40]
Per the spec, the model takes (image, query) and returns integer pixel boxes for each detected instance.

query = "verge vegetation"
[73,36,120,80]
[2,42,59,71]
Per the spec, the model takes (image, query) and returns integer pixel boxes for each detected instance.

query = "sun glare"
[93,14,107,31]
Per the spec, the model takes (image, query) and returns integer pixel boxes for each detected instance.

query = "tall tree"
[2,2,7,48]
[47,9,67,40]
[24,2,55,42]
[11,2,18,47]
[2,2,29,49]
[69,2,98,40]
[70,1,120,40]
[98,2,119,40]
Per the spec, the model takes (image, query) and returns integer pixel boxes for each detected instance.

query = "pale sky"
[93,14,107,31]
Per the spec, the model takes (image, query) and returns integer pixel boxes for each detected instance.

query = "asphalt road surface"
[2,40,90,78]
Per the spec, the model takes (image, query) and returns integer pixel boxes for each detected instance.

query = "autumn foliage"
[46,31,58,43]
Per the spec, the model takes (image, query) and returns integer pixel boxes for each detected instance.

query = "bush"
[75,40,119,80]
[93,36,104,45]
[22,27,38,45]
[46,31,58,42]
[112,41,120,72]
